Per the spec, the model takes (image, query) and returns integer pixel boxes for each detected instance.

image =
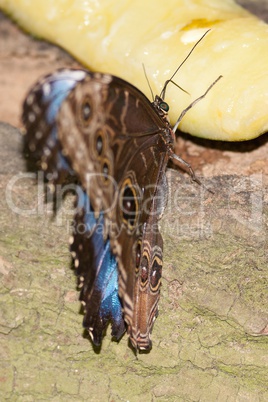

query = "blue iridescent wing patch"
[72,188,125,344]
[23,69,87,180]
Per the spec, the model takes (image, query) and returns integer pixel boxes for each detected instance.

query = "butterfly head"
[153,95,170,125]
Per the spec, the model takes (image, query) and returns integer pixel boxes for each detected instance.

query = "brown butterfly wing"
[56,72,171,349]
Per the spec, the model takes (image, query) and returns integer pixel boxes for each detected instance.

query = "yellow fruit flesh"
[1,0,268,141]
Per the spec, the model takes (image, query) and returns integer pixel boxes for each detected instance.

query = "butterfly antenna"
[173,75,223,133]
[169,80,190,96]
[142,63,154,101]
[160,29,211,99]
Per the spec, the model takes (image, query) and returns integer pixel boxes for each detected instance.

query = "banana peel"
[1,0,268,141]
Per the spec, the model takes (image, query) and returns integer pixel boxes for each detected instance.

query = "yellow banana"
[1,0,267,141]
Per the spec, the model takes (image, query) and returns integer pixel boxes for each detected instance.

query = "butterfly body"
[23,68,175,351]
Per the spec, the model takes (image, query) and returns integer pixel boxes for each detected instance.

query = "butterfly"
[22,35,220,351]
[22,68,172,351]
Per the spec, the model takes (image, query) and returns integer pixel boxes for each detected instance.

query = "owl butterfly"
[22,38,220,351]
